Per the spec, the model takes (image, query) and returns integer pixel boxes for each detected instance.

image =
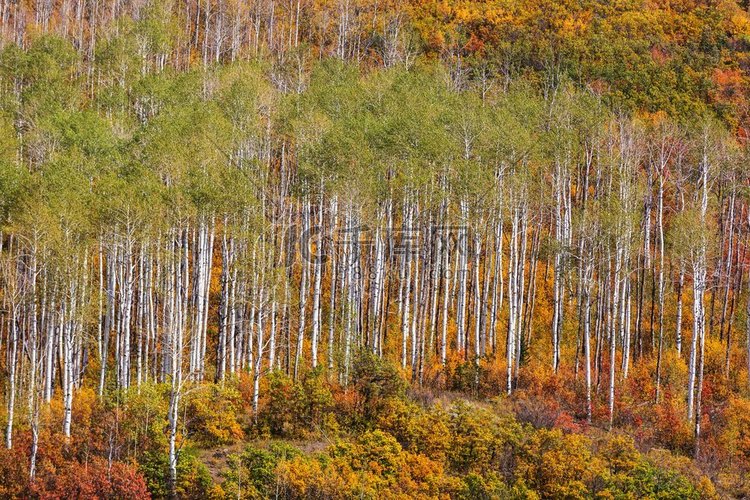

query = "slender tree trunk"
[311,197,324,368]
[294,201,310,379]
[654,173,666,403]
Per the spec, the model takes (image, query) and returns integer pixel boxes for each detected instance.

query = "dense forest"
[2,0,750,498]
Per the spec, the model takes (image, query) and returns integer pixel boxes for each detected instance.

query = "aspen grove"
[2,0,750,498]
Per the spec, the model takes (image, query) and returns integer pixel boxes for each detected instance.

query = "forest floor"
[196,390,490,484]
[197,443,245,484]
[197,439,330,484]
